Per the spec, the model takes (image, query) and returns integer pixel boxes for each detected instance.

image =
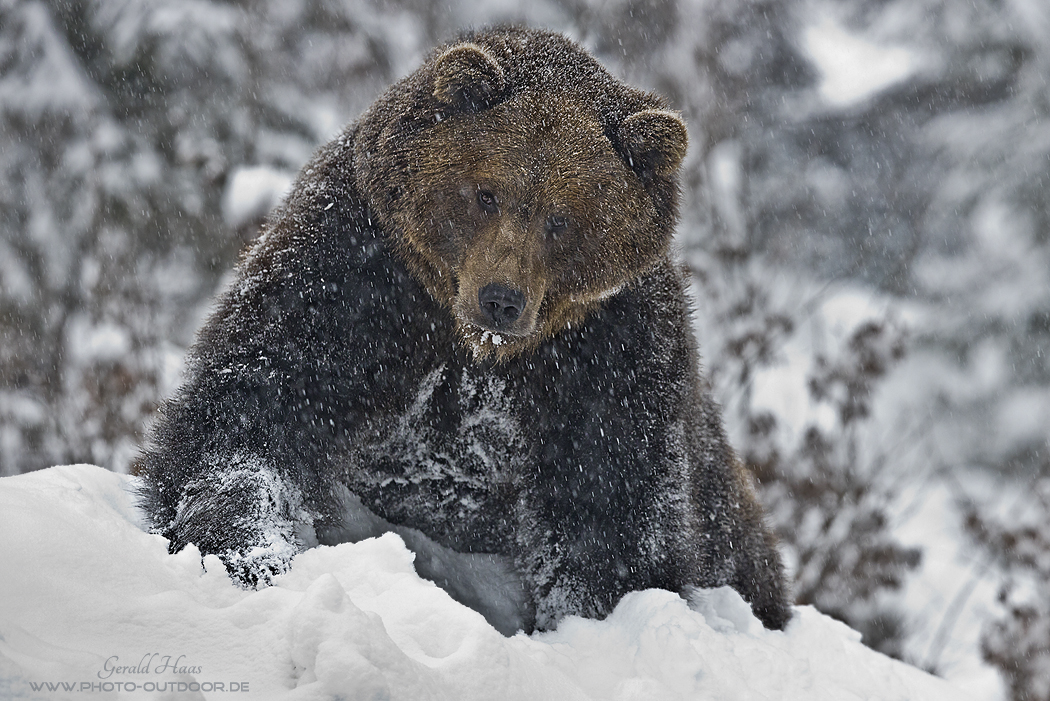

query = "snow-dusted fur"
[136,27,791,633]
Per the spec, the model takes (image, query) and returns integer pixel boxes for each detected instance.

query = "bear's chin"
[456,321,533,362]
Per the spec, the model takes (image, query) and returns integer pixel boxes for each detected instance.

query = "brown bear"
[136,27,792,634]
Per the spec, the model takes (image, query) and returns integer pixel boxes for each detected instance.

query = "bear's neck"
[387,230,458,309]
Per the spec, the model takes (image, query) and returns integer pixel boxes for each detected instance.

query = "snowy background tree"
[2,0,1047,698]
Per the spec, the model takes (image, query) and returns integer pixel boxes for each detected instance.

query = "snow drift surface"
[0,465,974,700]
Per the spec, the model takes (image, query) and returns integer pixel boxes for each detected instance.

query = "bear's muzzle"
[478,283,526,329]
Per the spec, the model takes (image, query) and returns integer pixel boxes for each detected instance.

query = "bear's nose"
[478,283,525,329]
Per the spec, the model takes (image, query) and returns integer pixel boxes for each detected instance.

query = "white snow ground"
[0,465,978,701]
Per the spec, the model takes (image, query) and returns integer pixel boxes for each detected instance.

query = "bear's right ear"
[432,43,506,112]
[617,109,688,181]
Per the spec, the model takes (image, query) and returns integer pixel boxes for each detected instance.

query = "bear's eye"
[477,190,498,213]
[546,215,570,239]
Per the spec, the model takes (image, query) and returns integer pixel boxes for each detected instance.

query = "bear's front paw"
[220,542,297,589]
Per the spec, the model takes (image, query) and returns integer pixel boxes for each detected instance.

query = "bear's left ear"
[432,43,506,112]
[617,109,688,180]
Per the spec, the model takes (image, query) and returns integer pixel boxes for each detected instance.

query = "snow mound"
[0,465,975,700]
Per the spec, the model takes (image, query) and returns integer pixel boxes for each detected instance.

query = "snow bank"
[0,465,976,701]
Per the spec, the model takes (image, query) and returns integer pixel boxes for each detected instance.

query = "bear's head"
[354,28,687,359]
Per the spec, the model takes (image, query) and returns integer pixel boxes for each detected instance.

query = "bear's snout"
[478,283,525,329]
